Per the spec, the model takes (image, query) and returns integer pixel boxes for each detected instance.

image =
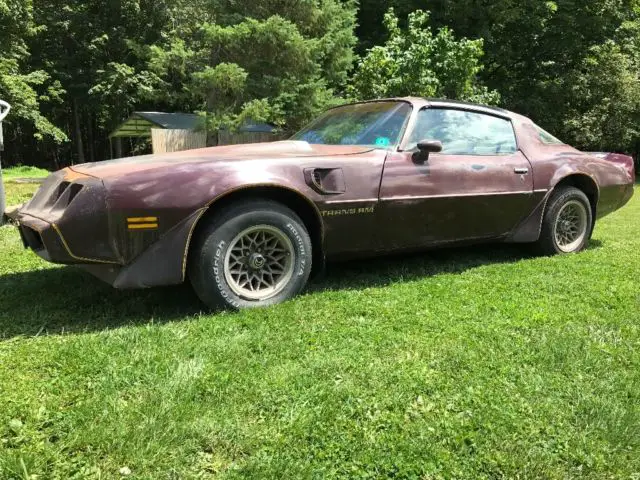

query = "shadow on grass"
[0,240,603,340]
[312,239,602,293]
[0,267,204,340]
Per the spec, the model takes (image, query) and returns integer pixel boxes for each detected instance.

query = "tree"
[349,9,499,104]
[146,0,358,133]
[28,0,170,163]
[562,41,640,152]
[3,0,639,168]
[355,0,640,155]
[2,0,357,166]
[0,0,66,143]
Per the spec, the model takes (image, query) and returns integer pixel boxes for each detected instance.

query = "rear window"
[535,125,564,145]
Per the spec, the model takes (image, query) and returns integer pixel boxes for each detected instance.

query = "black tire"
[536,186,593,255]
[188,199,312,310]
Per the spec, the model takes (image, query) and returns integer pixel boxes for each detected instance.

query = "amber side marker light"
[127,217,159,230]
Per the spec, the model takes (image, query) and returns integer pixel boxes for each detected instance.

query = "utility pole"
[0,100,11,226]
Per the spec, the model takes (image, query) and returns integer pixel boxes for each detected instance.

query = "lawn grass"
[1,165,50,181]
[1,167,47,207]
[1,180,639,479]
[2,182,41,207]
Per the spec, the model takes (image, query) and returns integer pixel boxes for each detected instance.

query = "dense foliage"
[0,0,639,167]
[147,1,357,132]
[349,9,499,104]
[0,0,66,144]
[1,0,358,165]
[359,0,640,154]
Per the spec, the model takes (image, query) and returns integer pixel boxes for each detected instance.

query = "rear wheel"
[536,186,593,255]
[189,199,312,310]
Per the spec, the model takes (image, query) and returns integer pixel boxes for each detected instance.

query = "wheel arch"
[553,173,599,222]
[184,185,325,280]
[508,172,599,244]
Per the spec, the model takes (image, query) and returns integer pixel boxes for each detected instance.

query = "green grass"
[1,167,47,207]
[1,165,50,181]
[1,181,639,479]
[3,182,40,206]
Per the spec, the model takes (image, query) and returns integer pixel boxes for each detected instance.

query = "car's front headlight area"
[17,169,118,264]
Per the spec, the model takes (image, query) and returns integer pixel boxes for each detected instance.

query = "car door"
[376,107,536,250]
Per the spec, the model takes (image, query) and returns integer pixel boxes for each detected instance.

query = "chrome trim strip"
[324,198,378,205]
[327,191,549,205]
[381,190,543,201]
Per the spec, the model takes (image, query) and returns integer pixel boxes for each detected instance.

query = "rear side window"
[407,108,517,155]
[534,125,564,145]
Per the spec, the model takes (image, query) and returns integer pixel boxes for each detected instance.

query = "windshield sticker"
[375,137,391,148]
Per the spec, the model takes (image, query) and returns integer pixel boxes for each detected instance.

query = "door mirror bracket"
[412,140,443,163]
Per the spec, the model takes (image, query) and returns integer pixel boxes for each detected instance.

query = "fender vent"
[57,182,71,199]
[304,168,346,194]
[51,182,84,211]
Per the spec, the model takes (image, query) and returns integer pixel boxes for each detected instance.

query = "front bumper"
[15,170,116,264]
[14,169,205,289]
[18,213,78,263]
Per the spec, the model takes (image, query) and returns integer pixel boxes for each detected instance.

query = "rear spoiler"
[588,152,636,182]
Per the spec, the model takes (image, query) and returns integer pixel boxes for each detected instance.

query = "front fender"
[79,209,206,289]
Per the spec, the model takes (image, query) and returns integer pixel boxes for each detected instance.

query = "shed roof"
[110,112,201,138]
[137,112,201,130]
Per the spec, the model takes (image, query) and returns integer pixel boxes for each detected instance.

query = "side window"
[408,108,518,155]
[534,125,565,145]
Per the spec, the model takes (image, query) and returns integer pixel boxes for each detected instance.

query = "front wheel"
[189,199,312,310]
[536,186,593,255]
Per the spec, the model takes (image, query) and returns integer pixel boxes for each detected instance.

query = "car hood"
[69,141,376,179]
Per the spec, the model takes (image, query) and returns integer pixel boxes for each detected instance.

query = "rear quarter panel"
[514,120,634,219]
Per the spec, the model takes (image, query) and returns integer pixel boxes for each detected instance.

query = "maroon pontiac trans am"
[12,98,635,309]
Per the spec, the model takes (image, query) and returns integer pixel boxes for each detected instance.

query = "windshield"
[291,101,412,149]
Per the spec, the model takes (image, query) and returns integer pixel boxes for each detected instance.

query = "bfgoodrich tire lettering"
[536,186,593,255]
[189,199,312,310]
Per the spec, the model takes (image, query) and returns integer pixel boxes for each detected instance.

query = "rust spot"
[62,168,91,182]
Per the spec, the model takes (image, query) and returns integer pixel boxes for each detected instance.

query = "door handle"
[514,168,529,175]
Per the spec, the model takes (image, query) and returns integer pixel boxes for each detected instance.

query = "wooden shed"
[109,112,281,158]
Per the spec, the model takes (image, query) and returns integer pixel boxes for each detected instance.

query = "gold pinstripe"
[127,217,158,223]
[52,224,117,264]
[181,208,208,281]
[128,224,159,230]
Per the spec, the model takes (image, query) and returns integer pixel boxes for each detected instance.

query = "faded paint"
[14,97,635,289]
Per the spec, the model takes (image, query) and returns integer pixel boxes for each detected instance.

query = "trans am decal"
[321,206,375,217]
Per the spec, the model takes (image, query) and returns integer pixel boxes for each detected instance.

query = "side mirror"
[413,140,443,163]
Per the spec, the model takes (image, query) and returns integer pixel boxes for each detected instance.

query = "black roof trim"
[422,99,513,119]
[324,97,514,119]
